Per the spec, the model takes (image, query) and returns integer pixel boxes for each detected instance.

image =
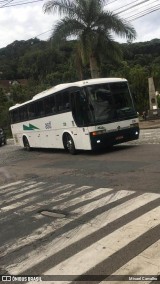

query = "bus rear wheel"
[63,134,76,155]
[23,137,31,151]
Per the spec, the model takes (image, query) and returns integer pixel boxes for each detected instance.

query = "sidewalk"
[139,119,160,129]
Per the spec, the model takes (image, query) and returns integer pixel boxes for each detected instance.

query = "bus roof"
[9,78,127,110]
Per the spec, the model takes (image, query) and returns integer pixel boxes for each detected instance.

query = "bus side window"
[13,109,20,123]
[55,92,70,112]
[63,92,70,110]
[19,108,23,122]
[19,106,28,121]
[44,97,52,115]
[10,111,13,124]
[56,93,63,112]
[23,106,28,121]
[11,110,19,123]
[37,100,45,117]
[28,103,36,119]
[50,95,57,114]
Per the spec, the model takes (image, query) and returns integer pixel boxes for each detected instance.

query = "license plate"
[116,135,123,140]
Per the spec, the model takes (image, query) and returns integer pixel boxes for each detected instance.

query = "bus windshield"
[85,82,136,124]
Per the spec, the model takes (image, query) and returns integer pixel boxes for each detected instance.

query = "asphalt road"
[0,130,160,283]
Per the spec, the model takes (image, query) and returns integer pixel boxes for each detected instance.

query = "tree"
[43,0,136,78]
[129,65,149,112]
[0,88,12,131]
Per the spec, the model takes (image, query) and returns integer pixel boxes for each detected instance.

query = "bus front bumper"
[90,127,140,150]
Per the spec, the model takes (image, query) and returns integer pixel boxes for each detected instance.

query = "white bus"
[9,78,139,154]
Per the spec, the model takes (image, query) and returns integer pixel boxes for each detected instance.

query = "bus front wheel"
[23,137,31,151]
[63,134,76,155]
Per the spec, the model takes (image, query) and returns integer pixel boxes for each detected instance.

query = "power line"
[0,0,13,7]
[115,0,152,15]
[0,0,43,7]
[0,0,159,41]
[105,0,160,26]
[34,6,160,40]
[35,29,53,37]
[0,0,33,4]
[0,0,11,3]
[0,0,157,14]
[108,0,160,22]
[6,0,38,3]
[107,0,119,4]
[30,1,160,40]
[115,0,160,18]
[113,0,139,12]
[125,3,160,20]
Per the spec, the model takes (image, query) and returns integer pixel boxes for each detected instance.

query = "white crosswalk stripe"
[105,240,160,284]
[0,180,25,190]
[127,129,160,144]
[0,179,159,283]
[44,207,159,277]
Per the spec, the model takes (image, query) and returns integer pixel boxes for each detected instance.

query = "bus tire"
[23,137,31,151]
[63,133,76,155]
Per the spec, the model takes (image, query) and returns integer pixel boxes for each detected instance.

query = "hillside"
[0,37,160,130]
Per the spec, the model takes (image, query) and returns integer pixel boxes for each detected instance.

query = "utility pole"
[148,77,160,119]
[148,77,158,110]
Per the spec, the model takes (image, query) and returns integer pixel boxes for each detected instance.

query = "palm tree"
[43,0,136,78]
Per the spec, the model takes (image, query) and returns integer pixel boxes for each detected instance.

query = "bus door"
[70,89,91,150]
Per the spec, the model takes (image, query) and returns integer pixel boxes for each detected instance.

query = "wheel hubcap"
[67,137,72,150]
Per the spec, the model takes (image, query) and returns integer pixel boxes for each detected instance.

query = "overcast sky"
[0,0,160,49]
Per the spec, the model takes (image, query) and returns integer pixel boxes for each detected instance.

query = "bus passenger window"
[56,93,63,112]
[56,92,70,112]
[12,110,19,123]
[44,98,52,115]
[19,106,28,121]
[37,100,45,117]
[28,104,36,119]
[63,93,70,110]
[65,102,70,109]
[50,96,57,113]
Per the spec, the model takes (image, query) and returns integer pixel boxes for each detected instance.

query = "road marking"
[69,190,134,217]
[43,206,160,279]
[0,183,75,213]
[2,182,45,201]
[105,240,160,284]
[126,129,160,144]
[0,180,25,190]
[1,179,160,282]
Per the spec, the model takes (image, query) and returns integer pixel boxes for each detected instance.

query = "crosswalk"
[140,129,160,143]
[127,129,160,145]
[0,179,160,283]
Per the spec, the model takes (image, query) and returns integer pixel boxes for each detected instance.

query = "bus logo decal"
[45,121,52,129]
[23,124,39,131]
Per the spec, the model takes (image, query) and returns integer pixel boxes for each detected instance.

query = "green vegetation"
[0,37,160,133]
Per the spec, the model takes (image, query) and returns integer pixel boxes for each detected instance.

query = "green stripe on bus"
[23,124,39,130]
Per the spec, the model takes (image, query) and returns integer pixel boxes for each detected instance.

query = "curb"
[139,125,160,130]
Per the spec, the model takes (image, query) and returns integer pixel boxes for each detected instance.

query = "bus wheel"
[64,134,76,155]
[23,137,31,151]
